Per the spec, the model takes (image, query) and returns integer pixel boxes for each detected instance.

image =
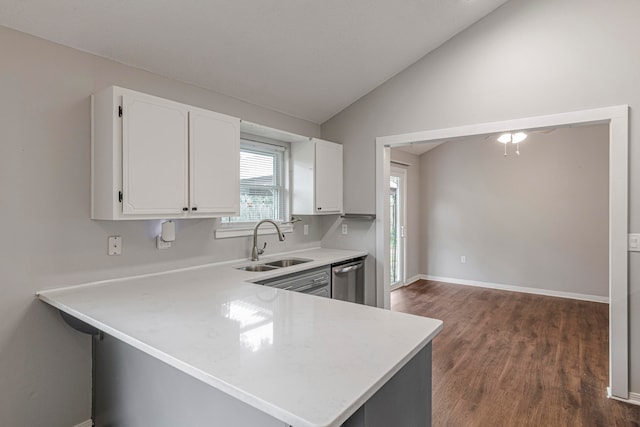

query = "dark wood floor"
[391,280,640,427]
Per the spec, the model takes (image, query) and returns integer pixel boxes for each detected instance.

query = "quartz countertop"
[38,247,443,427]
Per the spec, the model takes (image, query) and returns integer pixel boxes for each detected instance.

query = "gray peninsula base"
[94,334,432,427]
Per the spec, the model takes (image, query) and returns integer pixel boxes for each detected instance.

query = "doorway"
[389,166,406,289]
[374,105,630,400]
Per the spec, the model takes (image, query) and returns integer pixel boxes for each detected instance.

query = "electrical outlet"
[342,224,348,235]
[303,224,309,235]
[460,255,466,264]
[108,236,122,256]
[157,235,172,250]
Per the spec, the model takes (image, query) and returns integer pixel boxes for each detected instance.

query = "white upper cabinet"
[314,139,343,213]
[292,138,343,215]
[91,86,240,220]
[189,107,239,215]
[122,92,189,215]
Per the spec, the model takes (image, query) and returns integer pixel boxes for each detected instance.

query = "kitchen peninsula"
[38,248,442,427]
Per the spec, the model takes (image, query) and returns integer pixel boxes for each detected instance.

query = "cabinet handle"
[191,207,198,211]
[317,207,322,210]
[182,207,188,211]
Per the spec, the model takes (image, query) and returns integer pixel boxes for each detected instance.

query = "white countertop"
[38,247,443,427]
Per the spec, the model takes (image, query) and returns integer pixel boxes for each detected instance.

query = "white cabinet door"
[189,109,240,215]
[92,86,241,220]
[314,139,343,214]
[122,93,189,215]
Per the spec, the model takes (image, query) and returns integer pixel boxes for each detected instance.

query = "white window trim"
[215,223,294,239]
[216,134,291,239]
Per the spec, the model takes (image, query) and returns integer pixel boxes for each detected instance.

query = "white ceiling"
[0,0,509,124]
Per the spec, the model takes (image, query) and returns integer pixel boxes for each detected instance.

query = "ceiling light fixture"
[497,133,512,144]
[497,132,527,156]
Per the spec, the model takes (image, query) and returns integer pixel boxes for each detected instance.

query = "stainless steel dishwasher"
[331,257,365,304]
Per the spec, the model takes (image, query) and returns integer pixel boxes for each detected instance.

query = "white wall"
[419,125,608,297]
[0,26,324,427]
[321,0,640,392]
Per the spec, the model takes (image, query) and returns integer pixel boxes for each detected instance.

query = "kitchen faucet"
[251,217,302,261]
[252,219,286,261]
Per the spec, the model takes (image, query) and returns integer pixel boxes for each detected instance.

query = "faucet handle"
[258,242,267,255]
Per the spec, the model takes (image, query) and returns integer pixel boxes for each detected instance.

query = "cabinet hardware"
[118,191,123,203]
[191,207,198,211]
[118,106,122,117]
[182,207,188,211]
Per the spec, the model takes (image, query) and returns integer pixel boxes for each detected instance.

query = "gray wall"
[321,0,640,392]
[419,125,608,297]
[0,26,325,427]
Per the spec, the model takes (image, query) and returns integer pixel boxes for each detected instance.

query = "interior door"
[189,108,240,215]
[122,93,189,215]
[390,166,407,288]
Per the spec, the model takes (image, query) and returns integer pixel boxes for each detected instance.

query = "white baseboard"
[404,274,427,286]
[607,388,640,406]
[73,420,93,427]
[421,275,609,303]
[390,274,427,291]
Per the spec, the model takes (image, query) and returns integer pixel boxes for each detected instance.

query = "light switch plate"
[629,234,640,252]
[108,236,122,256]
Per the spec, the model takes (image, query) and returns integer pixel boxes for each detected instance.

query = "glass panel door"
[390,166,406,287]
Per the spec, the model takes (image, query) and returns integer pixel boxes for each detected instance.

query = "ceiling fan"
[486,128,557,157]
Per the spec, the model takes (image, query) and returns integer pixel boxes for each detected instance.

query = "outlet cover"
[303,224,309,235]
[342,224,348,235]
[629,234,640,252]
[157,235,172,250]
[108,236,122,256]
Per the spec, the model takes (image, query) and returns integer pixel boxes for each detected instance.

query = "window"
[221,139,287,226]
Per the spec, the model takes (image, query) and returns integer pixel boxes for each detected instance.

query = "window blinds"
[223,140,286,223]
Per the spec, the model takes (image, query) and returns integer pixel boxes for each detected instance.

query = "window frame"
[215,135,291,239]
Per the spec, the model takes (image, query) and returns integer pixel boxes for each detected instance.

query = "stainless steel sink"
[235,257,313,272]
[236,265,279,272]
[263,258,313,268]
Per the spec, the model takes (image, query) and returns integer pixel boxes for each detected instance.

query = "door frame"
[375,105,629,399]
[389,165,407,289]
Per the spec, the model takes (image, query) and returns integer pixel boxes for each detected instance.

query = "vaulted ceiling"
[0,0,510,124]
